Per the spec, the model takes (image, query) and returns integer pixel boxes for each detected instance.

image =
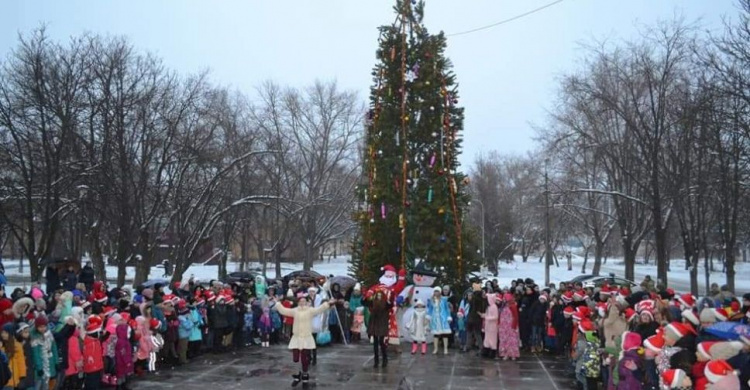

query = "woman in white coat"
[273,294,334,387]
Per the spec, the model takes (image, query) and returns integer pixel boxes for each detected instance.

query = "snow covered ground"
[3,253,748,295]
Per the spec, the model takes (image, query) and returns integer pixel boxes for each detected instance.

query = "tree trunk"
[303,243,312,271]
[654,224,669,289]
[219,247,229,280]
[581,248,589,274]
[704,246,711,296]
[592,243,603,276]
[624,246,636,282]
[567,254,572,271]
[689,254,698,296]
[116,242,128,288]
[725,243,736,293]
[90,222,106,282]
[275,247,282,280]
[239,232,247,272]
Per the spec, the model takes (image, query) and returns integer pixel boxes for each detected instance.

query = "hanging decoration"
[381,202,387,219]
[427,186,433,203]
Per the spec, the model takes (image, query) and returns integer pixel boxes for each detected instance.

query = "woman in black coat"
[364,290,391,368]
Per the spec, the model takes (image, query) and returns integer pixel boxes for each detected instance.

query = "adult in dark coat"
[45,265,61,296]
[365,290,392,368]
[518,286,537,351]
[464,287,486,354]
[62,266,78,291]
[528,296,547,352]
[78,262,95,292]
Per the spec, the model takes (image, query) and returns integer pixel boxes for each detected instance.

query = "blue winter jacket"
[189,308,203,342]
[178,313,194,339]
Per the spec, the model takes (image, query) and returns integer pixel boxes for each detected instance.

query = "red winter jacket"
[0,298,14,328]
[282,301,294,325]
[692,361,708,390]
[83,335,104,373]
[65,330,84,377]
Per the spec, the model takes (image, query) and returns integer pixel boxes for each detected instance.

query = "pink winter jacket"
[65,329,84,377]
[136,318,153,361]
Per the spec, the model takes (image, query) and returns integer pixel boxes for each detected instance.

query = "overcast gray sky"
[1,0,739,168]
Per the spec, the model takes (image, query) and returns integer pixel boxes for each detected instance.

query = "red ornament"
[404,201,411,207]
[438,168,445,176]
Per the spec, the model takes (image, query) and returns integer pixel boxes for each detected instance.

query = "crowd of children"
[464,277,750,390]
[0,271,301,390]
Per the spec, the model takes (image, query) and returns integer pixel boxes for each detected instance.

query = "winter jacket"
[529,300,547,326]
[64,330,84,377]
[45,267,61,295]
[178,313,194,339]
[30,328,58,380]
[78,265,95,287]
[365,298,391,338]
[53,323,75,372]
[189,308,203,342]
[83,335,104,373]
[0,298,14,329]
[114,325,133,379]
[6,339,27,388]
[273,302,331,350]
[603,305,627,350]
[466,291,486,326]
[210,304,229,329]
[616,349,643,390]
[62,271,78,291]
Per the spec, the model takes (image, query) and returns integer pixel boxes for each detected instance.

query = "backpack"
[580,341,601,378]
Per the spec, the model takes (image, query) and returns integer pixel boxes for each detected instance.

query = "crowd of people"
[448,276,750,390]
[1,260,749,390]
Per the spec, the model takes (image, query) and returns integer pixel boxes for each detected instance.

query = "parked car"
[582,275,637,288]
[563,274,598,285]
[222,271,257,285]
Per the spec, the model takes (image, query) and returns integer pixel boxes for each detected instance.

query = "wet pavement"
[132,344,577,390]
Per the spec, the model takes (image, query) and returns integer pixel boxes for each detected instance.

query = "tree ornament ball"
[425,81,430,86]
[405,201,411,207]
[378,150,383,156]
[440,234,447,243]
[453,99,458,104]
[430,106,435,111]
[438,207,445,215]
[369,218,375,224]
[438,168,445,176]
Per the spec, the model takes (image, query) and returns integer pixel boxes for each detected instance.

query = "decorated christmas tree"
[350,0,478,288]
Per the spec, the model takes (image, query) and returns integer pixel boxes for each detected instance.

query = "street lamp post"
[470,199,485,263]
[544,159,552,286]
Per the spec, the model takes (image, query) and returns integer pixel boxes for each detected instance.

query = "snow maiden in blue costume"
[427,286,452,355]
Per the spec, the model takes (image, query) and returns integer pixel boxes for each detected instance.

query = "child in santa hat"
[643,334,665,389]
[661,368,692,390]
[616,331,644,390]
[704,359,740,389]
[83,315,104,389]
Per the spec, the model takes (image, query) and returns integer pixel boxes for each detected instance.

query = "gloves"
[447,316,453,323]
[398,269,407,279]
[365,290,375,300]
[396,296,405,305]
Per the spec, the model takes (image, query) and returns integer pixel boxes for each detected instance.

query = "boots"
[301,373,309,385]
[411,342,418,355]
[373,343,380,368]
[311,349,317,366]
[292,371,302,387]
[443,338,449,355]
[421,342,427,355]
[382,352,388,367]
[433,338,440,355]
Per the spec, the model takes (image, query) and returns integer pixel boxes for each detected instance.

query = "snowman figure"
[398,261,440,343]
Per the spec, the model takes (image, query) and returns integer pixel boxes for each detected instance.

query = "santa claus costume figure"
[366,264,406,346]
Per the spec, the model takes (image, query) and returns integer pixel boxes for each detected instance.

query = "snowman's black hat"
[411,261,440,278]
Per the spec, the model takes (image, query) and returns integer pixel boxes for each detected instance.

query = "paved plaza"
[132,343,577,390]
